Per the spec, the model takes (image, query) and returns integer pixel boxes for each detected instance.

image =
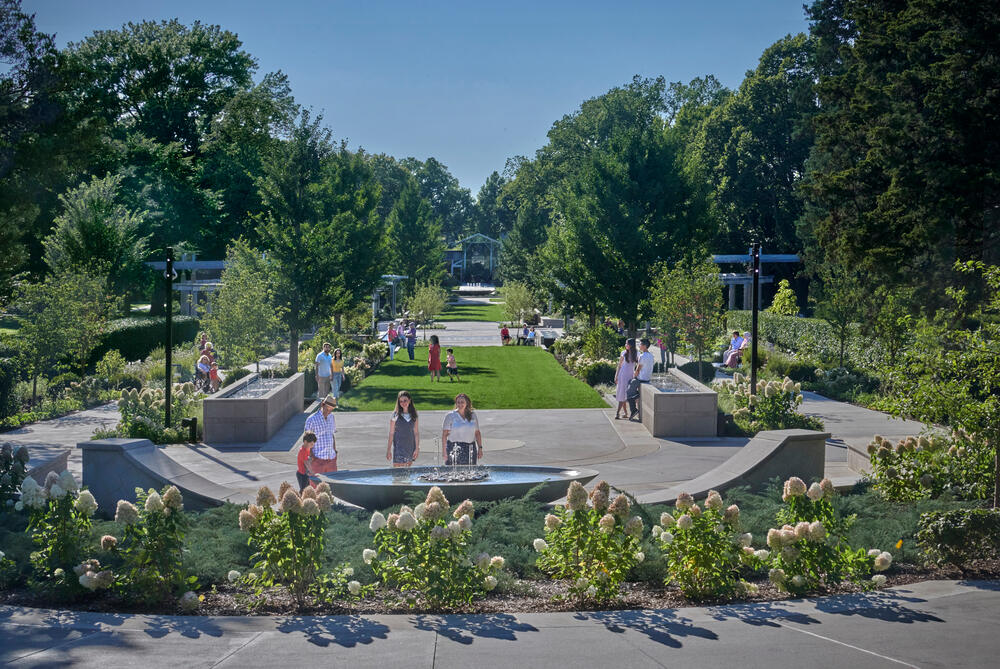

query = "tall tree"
[401,156,474,243]
[802,0,1000,309]
[473,171,515,238]
[255,111,337,373]
[42,174,150,311]
[385,180,446,288]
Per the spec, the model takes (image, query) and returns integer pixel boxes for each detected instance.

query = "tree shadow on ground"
[573,609,718,648]
[411,613,538,644]
[142,613,227,639]
[275,615,390,647]
[708,589,943,626]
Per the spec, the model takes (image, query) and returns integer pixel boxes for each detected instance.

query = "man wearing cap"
[304,394,338,472]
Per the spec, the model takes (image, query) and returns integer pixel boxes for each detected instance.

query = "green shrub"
[807,366,880,401]
[580,359,616,386]
[764,352,821,383]
[91,316,199,365]
[46,372,80,400]
[677,361,715,383]
[0,357,20,419]
[719,374,824,432]
[656,490,750,599]
[866,432,992,502]
[221,367,253,389]
[583,325,621,360]
[917,508,1000,568]
[365,487,505,607]
[550,335,582,356]
[0,443,30,510]
[535,481,643,601]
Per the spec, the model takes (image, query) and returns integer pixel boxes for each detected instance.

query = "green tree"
[13,270,115,402]
[255,111,337,373]
[473,171,515,238]
[536,219,600,325]
[407,282,448,340]
[385,179,446,288]
[802,0,1000,309]
[42,174,150,311]
[811,264,865,368]
[402,157,474,244]
[501,281,535,325]
[768,279,799,316]
[653,258,724,382]
[202,239,285,371]
[880,262,1000,507]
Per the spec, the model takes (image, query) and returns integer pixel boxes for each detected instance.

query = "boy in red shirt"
[297,431,318,492]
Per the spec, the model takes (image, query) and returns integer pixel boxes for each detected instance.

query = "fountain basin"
[322,465,599,510]
[641,367,718,437]
[202,372,304,445]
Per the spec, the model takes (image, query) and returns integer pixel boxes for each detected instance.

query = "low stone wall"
[80,439,230,515]
[202,373,304,445]
[640,368,718,438]
[847,443,872,474]
[638,429,830,505]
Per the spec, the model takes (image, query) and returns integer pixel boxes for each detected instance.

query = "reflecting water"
[338,466,563,486]
[224,376,285,399]
[650,373,695,393]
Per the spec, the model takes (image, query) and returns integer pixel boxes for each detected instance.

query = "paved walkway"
[3,579,998,667]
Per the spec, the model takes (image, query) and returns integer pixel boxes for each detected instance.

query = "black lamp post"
[164,248,175,427]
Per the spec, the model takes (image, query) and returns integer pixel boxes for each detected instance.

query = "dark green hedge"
[91,316,200,364]
[917,508,1000,568]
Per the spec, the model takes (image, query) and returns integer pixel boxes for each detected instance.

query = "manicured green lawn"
[337,345,605,411]
[437,301,508,322]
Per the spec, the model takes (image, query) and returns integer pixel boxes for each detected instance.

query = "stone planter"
[640,367,718,438]
[202,372,304,445]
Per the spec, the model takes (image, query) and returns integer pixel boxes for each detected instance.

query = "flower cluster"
[366,487,504,607]
[867,431,991,502]
[116,383,203,443]
[74,559,113,591]
[536,481,644,601]
[718,375,821,432]
[656,489,751,599]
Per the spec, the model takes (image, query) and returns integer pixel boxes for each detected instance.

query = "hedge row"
[90,316,200,364]
[725,311,877,368]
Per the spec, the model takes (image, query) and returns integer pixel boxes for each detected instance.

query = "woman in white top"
[441,393,483,465]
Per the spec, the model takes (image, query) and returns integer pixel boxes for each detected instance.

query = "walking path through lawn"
[4,579,998,667]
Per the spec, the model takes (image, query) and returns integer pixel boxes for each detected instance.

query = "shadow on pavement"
[275,615,390,647]
[142,614,226,639]
[573,609,718,647]
[412,613,538,644]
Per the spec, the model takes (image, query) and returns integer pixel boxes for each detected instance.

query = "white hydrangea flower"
[447,520,462,537]
[544,513,562,531]
[75,490,98,516]
[677,514,693,530]
[790,574,807,589]
[807,482,824,501]
[369,511,387,532]
[397,511,417,532]
[179,591,199,611]
[430,525,449,541]
[363,549,377,564]
[868,548,881,557]
[740,533,753,546]
[458,514,472,531]
[490,556,505,570]
[874,552,892,572]
[651,525,663,537]
[754,549,770,560]
[484,575,498,591]
[145,491,164,513]
[769,568,786,584]
[872,574,887,588]
[58,471,78,493]
[227,570,241,583]
[635,551,644,563]
[533,538,548,552]
[348,580,361,595]
[414,503,426,520]
[476,553,491,571]
[660,531,674,545]
[705,490,723,510]
[585,585,597,598]
[659,512,675,527]
[49,484,66,500]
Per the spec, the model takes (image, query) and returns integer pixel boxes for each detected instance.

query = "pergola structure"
[712,251,800,310]
[146,254,225,316]
[447,233,501,282]
[371,274,408,330]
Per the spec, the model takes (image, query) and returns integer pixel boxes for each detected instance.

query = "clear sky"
[26,1,811,193]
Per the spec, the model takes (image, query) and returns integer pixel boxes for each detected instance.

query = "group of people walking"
[613,337,655,421]
[296,391,484,491]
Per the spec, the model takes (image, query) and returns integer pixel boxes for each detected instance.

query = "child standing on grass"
[428,334,442,382]
[446,348,461,382]
[297,431,318,492]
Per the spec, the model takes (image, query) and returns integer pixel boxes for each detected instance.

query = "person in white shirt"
[629,338,656,420]
[315,342,333,399]
[441,393,483,464]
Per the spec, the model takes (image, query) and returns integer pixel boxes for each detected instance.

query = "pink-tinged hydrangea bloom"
[660,512,675,527]
[589,488,609,512]
[724,504,740,523]
[238,509,257,531]
[453,499,474,519]
[316,492,333,511]
[385,513,400,529]
[301,486,317,501]
[820,478,835,497]
[101,535,117,551]
[315,481,331,496]
[807,482,824,501]
[425,486,450,509]
[782,477,807,501]
[458,514,472,531]
[677,514,693,530]
[145,491,164,513]
[278,481,292,500]
[447,520,461,536]
[257,486,277,508]
[115,500,139,525]
[767,528,783,549]
[705,490,723,510]
[689,504,702,518]
[424,502,443,520]
[794,522,810,540]
[608,494,630,518]
[279,489,302,514]
[301,498,320,516]
[598,513,616,533]
[566,481,588,511]
[545,513,562,531]
[675,492,694,511]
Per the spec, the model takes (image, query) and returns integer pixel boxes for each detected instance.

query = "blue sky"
[27,1,811,193]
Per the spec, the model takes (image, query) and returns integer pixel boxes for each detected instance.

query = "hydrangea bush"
[0,443,30,510]
[365,486,505,607]
[764,477,890,593]
[20,471,99,596]
[106,485,193,603]
[867,431,992,502]
[718,374,823,432]
[655,489,753,599]
[534,481,644,601]
[239,481,334,605]
[115,383,203,443]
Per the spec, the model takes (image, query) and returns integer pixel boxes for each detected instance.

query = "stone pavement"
[3,579,998,668]
[2,403,119,481]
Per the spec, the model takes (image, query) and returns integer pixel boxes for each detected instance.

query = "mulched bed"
[3,560,999,617]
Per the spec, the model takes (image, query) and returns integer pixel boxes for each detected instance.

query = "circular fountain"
[321,465,598,509]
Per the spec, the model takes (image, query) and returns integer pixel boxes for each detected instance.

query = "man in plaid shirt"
[304,394,338,472]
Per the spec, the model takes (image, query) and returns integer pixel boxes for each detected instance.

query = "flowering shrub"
[312,564,373,604]
[916,508,1000,569]
[21,471,98,595]
[582,325,621,360]
[718,374,823,432]
[1,443,30,510]
[655,489,752,599]
[115,383,203,443]
[239,481,333,605]
[106,485,193,603]
[867,431,992,501]
[535,481,644,601]
[366,487,504,607]
[764,477,888,593]
[562,353,617,386]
